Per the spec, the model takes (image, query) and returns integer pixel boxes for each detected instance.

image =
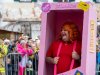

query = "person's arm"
[46,41,59,64]
[46,57,59,64]
[72,41,81,61]
[46,57,54,64]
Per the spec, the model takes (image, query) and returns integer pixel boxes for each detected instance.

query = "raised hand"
[72,51,80,60]
[52,57,59,64]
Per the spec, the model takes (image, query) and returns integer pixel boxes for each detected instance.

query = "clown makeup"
[61,30,70,42]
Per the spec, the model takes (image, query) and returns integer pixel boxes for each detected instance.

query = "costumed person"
[0,39,8,75]
[17,39,33,75]
[46,22,82,74]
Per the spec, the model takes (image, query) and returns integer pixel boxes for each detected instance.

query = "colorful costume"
[46,41,81,74]
[0,44,8,75]
[17,43,33,75]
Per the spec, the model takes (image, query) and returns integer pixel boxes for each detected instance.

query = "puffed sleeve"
[17,44,27,55]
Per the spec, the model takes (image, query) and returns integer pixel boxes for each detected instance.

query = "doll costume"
[46,40,81,74]
[17,43,33,75]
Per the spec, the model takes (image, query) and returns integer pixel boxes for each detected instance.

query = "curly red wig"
[60,22,80,41]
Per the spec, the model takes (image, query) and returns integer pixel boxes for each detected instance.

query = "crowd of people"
[0,35,40,75]
[96,34,100,75]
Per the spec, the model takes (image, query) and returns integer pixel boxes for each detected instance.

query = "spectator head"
[4,39,10,45]
[20,40,26,45]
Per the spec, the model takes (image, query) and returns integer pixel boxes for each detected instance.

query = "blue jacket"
[96,52,100,64]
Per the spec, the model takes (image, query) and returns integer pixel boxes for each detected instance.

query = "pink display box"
[38,2,97,75]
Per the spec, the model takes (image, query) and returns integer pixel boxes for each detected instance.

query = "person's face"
[61,29,69,42]
[21,40,26,47]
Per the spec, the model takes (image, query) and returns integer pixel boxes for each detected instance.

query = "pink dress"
[17,43,33,75]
